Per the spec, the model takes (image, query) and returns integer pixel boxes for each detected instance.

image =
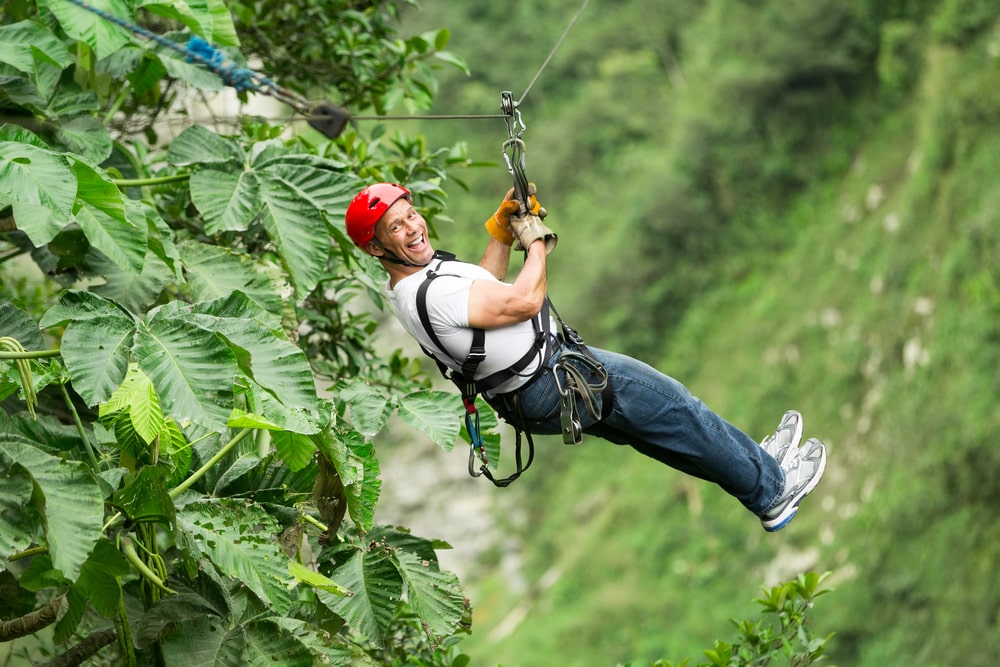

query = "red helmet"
[345,183,411,248]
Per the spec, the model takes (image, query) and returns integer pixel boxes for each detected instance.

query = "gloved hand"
[511,212,557,254]
[484,183,548,245]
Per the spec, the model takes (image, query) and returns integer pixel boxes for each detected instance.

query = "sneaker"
[760,410,803,468]
[760,437,827,532]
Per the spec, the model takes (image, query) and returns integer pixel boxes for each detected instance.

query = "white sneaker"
[760,410,803,467]
[760,437,827,532]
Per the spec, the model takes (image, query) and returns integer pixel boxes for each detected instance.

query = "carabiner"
[553,365,583,445]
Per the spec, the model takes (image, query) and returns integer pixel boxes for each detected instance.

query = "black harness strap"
[415,251,551,486]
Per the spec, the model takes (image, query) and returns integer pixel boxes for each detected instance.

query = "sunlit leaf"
[101,364,164,444]
[272,431,317,472]
[0,20,73,73]
[0,141,75,245]
[45,0,133,60]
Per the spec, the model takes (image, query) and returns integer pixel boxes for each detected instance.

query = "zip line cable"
[515,0,592,108]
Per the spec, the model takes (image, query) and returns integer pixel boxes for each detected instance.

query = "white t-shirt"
[385,256,555,395]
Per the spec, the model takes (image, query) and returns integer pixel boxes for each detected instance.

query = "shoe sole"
[762,410,803,468]
[761,439,827,532]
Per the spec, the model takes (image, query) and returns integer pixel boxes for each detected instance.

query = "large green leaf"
[44,0,133,60]
[71,537,128,618]
[179,241,286,316]
[334,378,392,438]
[89,248,175,314]
[189,166,261,232]
[320,546,402,648]
[177,500,293,615]
[0,302,45,351]
[55,115,113,164]
[179,292,319,431]
[257,174,329,298]
[393,550,465,639]
[113,465,175,525]
[0,20,73,73]
[0,439,104,581]
[161,617,314,667]
[166,125,245,167]
[0,461,37,562]
[397,390,463,452]
[136,306,236,430]
[71,156,146,275]
[268,617,369,666]
[256,157,358,214]
[0,141,75,245]
[140,0,240,47]
[43,291,136,406]
[189,303,320,432]
[271,431,317,472]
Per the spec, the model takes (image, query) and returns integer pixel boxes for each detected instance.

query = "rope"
[60,0,590,137]
[62,0,313,111]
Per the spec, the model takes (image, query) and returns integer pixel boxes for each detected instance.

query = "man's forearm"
[479,237,513,281]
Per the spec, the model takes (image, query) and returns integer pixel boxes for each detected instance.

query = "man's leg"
[583,347,784,515]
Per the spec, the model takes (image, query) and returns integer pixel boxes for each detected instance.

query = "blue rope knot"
[185,36,256,92]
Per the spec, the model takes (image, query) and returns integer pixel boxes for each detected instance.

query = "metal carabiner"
[553,364,583,445]
[500,91,531,208]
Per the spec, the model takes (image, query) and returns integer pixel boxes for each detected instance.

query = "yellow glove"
[484,183,547,244]
[485,199,520,245]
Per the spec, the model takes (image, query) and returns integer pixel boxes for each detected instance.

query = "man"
[345,182,826,531]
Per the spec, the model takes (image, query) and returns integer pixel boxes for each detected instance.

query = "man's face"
[368,197,434,265]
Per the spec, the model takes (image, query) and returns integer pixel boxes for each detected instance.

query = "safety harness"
[415,250,609,487]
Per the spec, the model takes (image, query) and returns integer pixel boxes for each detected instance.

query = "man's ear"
[363,239,384,257]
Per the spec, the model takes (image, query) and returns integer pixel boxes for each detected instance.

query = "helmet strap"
[372,241,432,268]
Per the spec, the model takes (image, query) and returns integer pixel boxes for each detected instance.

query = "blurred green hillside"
[398,1,1000,665]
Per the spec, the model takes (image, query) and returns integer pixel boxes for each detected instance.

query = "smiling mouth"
[407,234,425,249]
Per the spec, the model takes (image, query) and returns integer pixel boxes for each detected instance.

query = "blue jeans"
[491,345,784,515]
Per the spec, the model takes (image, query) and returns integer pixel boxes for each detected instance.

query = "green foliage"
[877,20,923,98]
[0,0,481,663]
[620,573,833,667]
[931,0,1000,45]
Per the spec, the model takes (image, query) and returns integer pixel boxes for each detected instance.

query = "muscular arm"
[467,240,547,329]
[477,236,513,281]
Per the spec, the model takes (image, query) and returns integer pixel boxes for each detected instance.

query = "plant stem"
[0,349,62,359]
[168,428,253,499]
[9,545,48,562]
[112,173,190,187]
[120,537,175,596]
[302,513,329,533]
[60,384,101,473]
